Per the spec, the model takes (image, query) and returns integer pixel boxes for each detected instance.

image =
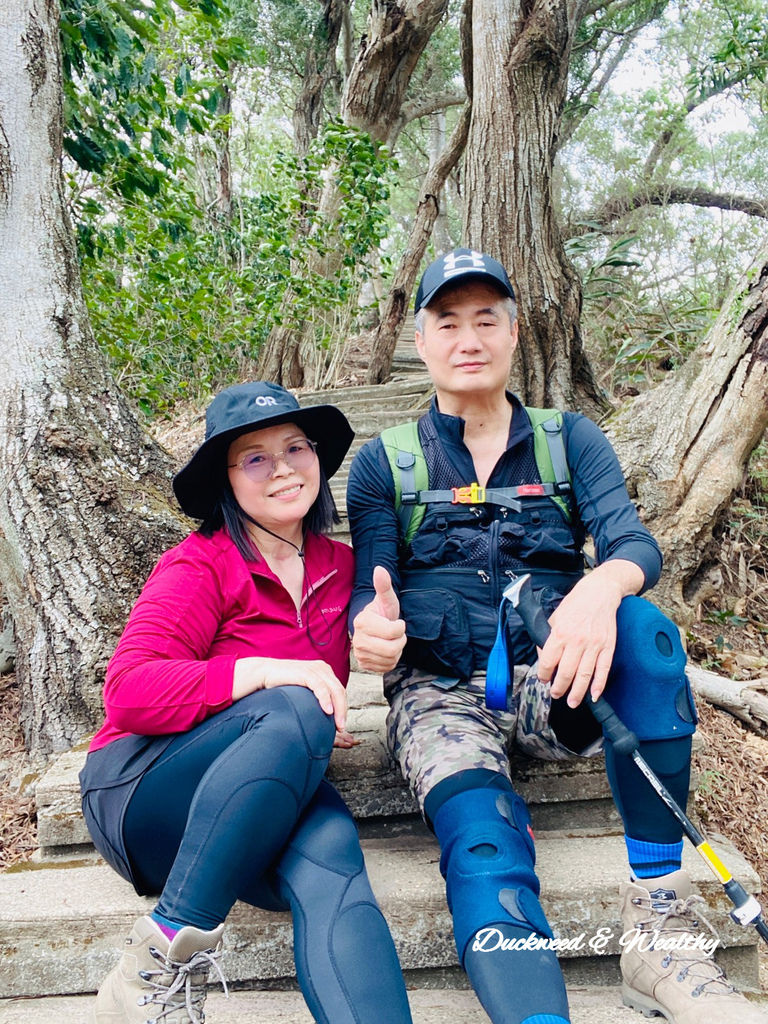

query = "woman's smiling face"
[227,421,320,532]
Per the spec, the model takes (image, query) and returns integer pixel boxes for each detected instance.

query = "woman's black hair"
[198,464,340,561]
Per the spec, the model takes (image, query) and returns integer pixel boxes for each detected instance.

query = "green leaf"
[211,49,229,71]
[63,133,107,172]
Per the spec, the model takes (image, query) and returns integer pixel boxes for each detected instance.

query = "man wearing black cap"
[346,250,763,1024]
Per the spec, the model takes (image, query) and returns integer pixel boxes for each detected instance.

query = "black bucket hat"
[415,248,515,313]
[173,381,354,520]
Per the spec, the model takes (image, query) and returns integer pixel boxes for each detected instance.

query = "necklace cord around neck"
[241,510,333,648]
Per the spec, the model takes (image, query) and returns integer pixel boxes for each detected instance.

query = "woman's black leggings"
[119,686,412,1024]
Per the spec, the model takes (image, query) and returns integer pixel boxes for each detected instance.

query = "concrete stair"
[0,987,677,1024]
[1,672,765,1022]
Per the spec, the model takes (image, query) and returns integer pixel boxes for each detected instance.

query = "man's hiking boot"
[89,915,226,1023]
[620,869,768,1022]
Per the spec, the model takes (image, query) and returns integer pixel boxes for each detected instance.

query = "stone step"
[34,673,704,858]
[340,408,432,438]
[13,983,768,1024]
[34,675,658,858]
[0,831,761,1000]
[298,376,433,408]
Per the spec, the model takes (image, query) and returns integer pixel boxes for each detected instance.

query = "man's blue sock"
[521,1015,570,1023]
[624,836,684,879]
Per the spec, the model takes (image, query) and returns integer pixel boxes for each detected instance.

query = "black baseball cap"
[414,248,515,313]
[173,381,354,520]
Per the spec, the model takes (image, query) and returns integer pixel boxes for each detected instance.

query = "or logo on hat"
[254,396,278,407]
[442,250,488,279]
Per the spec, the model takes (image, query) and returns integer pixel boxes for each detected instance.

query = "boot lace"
[632,891,735,998]
[137,943,229,1023]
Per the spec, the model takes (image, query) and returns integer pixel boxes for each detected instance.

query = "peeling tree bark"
[341,0,450,140]
[606,248,768,623]
[0,0,187,755]
[463,0,604,416]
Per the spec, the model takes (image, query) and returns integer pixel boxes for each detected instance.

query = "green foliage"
[77,121,394,413]
[695,767,726,798]
[565,219,720,389]
[689,2,768,99]
[60,0,243,200]
[568,0,671,129]
[565,229,641,303]
[561,0,768,396]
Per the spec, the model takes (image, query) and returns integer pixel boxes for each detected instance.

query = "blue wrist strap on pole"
[486,600,512,710]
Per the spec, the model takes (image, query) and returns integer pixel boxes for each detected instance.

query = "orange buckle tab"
[516,484,546,496]
[451,482,486,504]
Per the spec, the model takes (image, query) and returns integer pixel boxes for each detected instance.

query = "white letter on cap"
[443,250,487,279]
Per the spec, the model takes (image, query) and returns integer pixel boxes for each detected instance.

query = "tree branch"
[562,31,636,148]
[564,1,668,148]
[643,69,757,177]
[584,0,641,17]
[688,665,768,736]
[387,90,467,150]
[589,184,768,228]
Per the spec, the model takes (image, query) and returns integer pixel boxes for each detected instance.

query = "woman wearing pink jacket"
[81,381,412,1024]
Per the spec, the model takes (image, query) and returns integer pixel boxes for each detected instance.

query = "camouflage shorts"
[384,664,604,813]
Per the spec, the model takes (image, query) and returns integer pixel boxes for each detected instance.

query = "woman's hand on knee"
[233,657,348,731]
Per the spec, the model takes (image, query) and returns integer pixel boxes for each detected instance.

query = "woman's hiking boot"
[620,869,768,1023]
[89,915,226,1023]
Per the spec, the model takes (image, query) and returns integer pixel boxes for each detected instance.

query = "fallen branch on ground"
[688,665,768,736]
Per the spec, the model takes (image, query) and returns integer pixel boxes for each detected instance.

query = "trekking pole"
[502,572,768,948]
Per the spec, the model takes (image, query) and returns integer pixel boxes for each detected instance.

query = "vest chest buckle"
[452,483,485,504]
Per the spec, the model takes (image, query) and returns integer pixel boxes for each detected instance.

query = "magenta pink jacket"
[90,529,354,751]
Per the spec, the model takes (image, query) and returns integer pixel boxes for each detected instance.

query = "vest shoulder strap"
[381,421,429,547]
[524,407,572,521]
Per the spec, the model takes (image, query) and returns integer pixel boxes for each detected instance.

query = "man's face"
[414,280,518,400]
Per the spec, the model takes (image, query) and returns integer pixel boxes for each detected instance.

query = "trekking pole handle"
[503,574,639,755]
[503,574,551,650]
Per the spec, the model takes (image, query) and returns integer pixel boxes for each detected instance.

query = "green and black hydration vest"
[380,408,586,680]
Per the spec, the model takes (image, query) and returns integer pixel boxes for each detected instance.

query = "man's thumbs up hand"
[371,566,400,621]
[352,566,407,673]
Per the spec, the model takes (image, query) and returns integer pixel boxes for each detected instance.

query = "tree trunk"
[258,0,450,386]
[215,83,233,222]
[256,313,306,387]
[606,247,768,623]
[341,0,450,140]
[428,110,453,253]
[0,0,187,755]
[293,0,347,158]
[463,0,604,416]
[366,103,471,383]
